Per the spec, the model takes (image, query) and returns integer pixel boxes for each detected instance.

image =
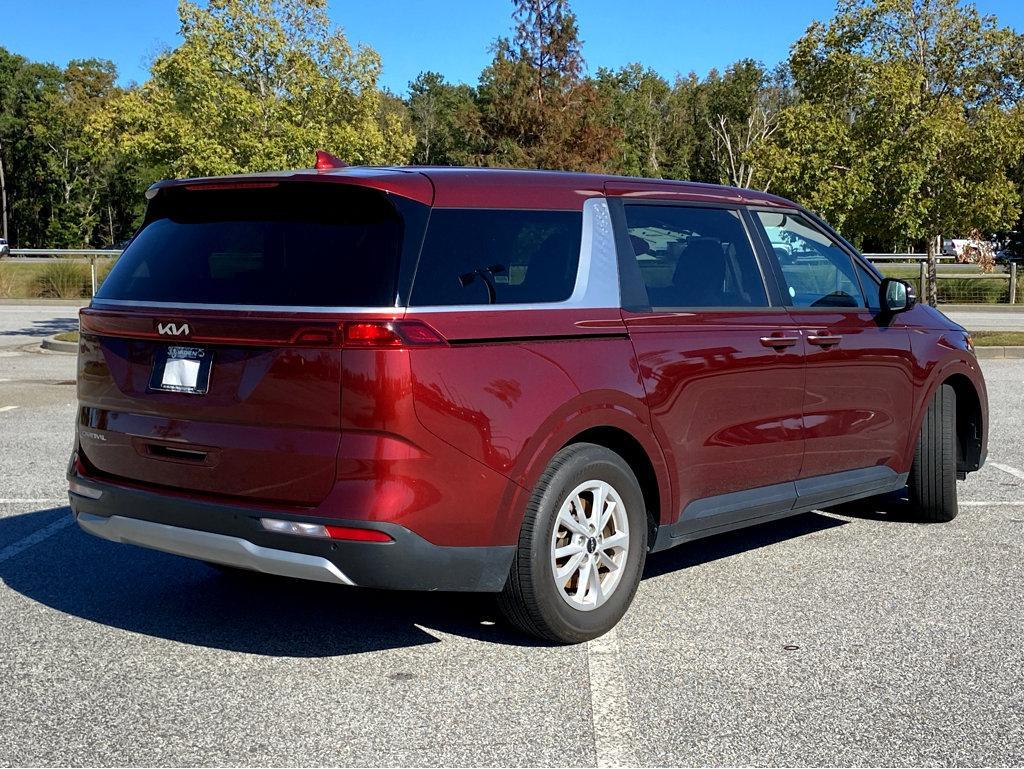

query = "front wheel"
[498,443,648,643]
[907,383,959,522]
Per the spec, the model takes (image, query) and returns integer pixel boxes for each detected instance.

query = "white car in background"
[0,237,9,257]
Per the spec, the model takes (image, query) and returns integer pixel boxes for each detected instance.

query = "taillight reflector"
[325,525,393,543]
[260,518,392,542]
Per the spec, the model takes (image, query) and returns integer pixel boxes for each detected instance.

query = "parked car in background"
[0,237,9,257]
[68,161,989,643]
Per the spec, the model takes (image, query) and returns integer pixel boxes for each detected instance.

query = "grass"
[0,259,117,299]
[53,331,80,343]
[33,261,89,298]
[969,331,1024,347]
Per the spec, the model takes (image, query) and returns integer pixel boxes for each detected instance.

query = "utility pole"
[0,138,8,242]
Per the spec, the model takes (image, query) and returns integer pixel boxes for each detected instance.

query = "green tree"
[32,59,125,246]
[595,64,672,178]
[762,0,1024,303]
[113,0,413,178]
[407,72,482,165]
[0,48,61,246]
[476,0,619,170]
[0,51,133,247]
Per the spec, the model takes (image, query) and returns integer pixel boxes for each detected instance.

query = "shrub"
[32,261,88,299]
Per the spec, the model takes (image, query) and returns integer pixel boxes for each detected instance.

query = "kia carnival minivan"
[68,157,988,643]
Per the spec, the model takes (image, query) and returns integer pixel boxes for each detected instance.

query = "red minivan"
[68,161,988,643]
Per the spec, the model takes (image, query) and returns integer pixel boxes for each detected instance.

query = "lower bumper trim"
[76,512,356,586]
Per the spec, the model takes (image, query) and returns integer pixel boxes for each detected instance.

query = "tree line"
[1,0,1023,263]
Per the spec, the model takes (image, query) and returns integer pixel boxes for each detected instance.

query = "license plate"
[149,345,212,394]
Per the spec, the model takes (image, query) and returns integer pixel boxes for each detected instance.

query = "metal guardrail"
[8,248,123,259]
[861,256,1018,304]
[4,248,123,296]
[1,248,1018,304]
[861,253,955,262]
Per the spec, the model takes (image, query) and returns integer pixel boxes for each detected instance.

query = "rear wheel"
[498,443,647,644]
[907,383,959,522]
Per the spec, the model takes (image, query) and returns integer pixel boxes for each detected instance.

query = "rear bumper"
[77,512,357,585]
[68,473,514,592]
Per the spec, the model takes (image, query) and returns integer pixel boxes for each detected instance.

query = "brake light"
[342,321,446,349]
[183,182,279,191]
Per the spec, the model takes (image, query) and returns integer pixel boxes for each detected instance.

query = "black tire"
[907,383,959,522]
[498,443,648,644]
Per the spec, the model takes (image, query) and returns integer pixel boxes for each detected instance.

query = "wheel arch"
[943,373,985,475]
[906,356,988,477]
[560,426,663,548]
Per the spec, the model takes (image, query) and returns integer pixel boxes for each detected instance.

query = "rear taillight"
[341,320,446,349]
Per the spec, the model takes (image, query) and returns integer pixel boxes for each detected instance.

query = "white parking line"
[0,515,73,564]
[960,500,1024,506]
[0,405,18,413]
[587,625,638,768]
[0,498,66,504]
[990,462,1024,482]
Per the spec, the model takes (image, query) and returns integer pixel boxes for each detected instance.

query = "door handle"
[759,333,800,350]
[807,332,842,347]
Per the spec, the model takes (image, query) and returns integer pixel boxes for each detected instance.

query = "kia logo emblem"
[157,322,190,336]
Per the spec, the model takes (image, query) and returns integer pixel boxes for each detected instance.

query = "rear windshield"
[410,209,582,306]
[96,183,405,307]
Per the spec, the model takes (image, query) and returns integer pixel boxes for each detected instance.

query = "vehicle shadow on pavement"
[0,316,79,337]
[642,511,848,579]
[0,508,531,656]
[821,489,926,523]
[3,507,863,654]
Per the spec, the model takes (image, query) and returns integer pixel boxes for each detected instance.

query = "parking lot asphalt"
[1,305,1022,767]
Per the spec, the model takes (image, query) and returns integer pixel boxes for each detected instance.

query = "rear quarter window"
[96,183,410,307]
[410,209,582,306]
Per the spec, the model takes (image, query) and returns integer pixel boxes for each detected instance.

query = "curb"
[40,335,78,353]
[942,304,1024,313]
[975,346,1024,359]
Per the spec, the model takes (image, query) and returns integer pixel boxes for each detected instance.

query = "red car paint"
[70,166,988,589]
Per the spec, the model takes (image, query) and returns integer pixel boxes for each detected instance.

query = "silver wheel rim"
[550,479,630,611]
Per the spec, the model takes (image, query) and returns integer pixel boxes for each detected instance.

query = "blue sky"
[3,0,1024,95]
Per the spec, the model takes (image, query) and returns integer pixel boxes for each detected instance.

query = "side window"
[754,211,865,308]
[410,209,582,306]
[855,260,882,311]
[623,205,768,308]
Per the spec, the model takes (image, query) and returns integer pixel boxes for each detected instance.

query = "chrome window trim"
[91,198,622,315]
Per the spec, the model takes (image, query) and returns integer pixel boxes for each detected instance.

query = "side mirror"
[879,278,916,314]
